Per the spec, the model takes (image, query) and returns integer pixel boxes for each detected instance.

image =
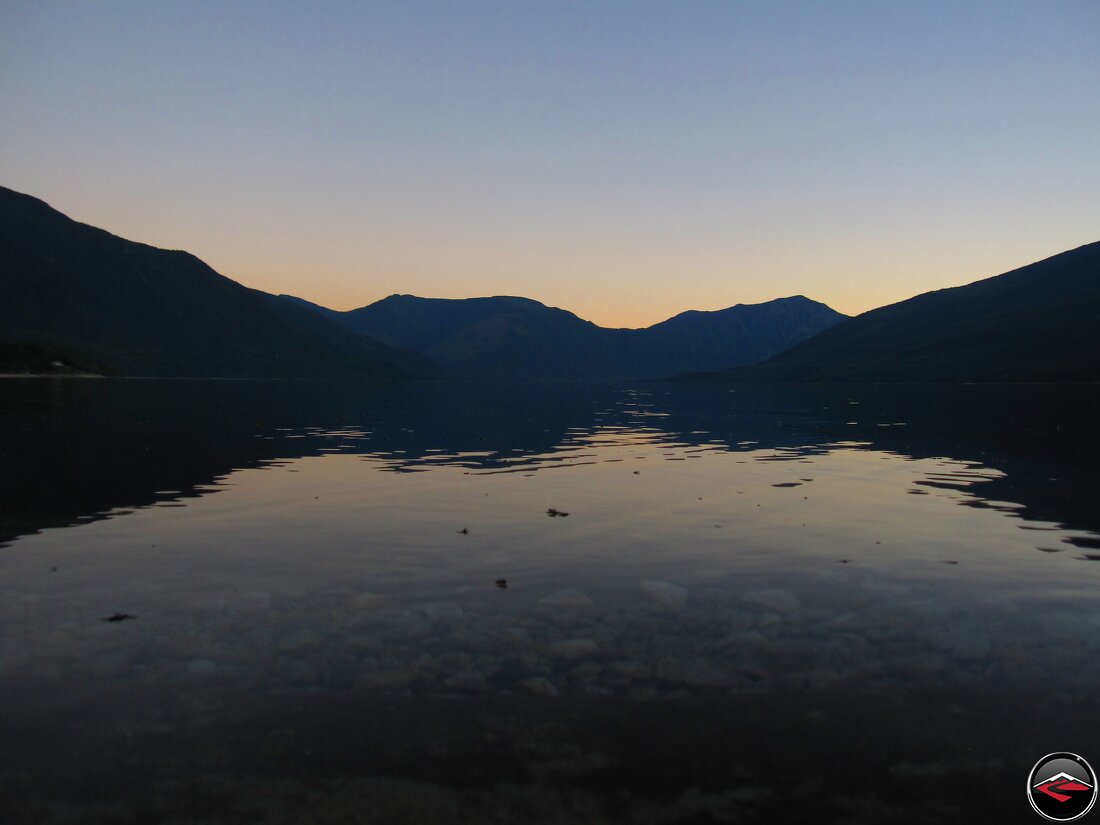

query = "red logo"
[1035,772,1093,804]
[1027,754,1097,822]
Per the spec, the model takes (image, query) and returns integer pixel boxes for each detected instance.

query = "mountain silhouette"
[285,293,846,380]
[1,184,844,380]
[691,241,1100,383]
[0,186,429,378]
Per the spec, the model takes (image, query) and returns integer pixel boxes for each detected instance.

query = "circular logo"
[1027,752,1097,822]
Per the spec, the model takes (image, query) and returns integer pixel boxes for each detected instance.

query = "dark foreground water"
[1,379,1098,824]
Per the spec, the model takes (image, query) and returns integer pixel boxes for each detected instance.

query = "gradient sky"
[2,1,1098,328]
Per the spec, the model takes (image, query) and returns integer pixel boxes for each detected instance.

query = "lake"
[1,378,1098,823]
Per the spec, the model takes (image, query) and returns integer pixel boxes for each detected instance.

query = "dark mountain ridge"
[689,241,1100,383]
[288,292,847,380]
[1,183,846,380]
[0,186,429,378]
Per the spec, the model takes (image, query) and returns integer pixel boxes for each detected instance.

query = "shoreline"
[0,372,102,378]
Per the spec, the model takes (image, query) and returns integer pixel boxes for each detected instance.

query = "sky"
[2,1,1098,328]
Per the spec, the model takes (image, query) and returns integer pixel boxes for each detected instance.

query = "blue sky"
[2,1,1098,326]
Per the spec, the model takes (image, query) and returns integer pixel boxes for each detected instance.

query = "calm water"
[1,379,1098,823]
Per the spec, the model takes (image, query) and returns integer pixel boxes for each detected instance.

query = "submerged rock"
[628,685,658,702]
[537,589,594,611]
[756,611,783,627]
[640,580,689,610]
[742,589,801,615]
[360,666,420,689]
[611,659,650,679]
[548,638,599,659]
[278,629,321,653]
[186,658,217,677]
[570,662,604,683]
[350,591,387,610]
[519,676,560,697]
[420,602,464,621]
[238,590,274,613]
[500,627,532,646]
[681,659,727,687]
[281,660,321,686]
[443,671,488,693]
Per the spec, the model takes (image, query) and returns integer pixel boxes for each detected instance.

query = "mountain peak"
[708,241,1100,383]
[1,184,848,381]
[323,292,845,380]
[0,186,421,378]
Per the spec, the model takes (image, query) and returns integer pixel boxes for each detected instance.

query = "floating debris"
[458,528,469,535]
[772,482,801,488]
[495,579,508,589]
[546,508,570,517]
[100,613,135,623]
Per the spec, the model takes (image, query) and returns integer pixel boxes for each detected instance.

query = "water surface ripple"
[1,379,1097,823]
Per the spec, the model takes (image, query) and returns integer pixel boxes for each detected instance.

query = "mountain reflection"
[2,378,1098,553]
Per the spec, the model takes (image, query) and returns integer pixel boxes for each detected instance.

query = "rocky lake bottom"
[1,379,1097,823]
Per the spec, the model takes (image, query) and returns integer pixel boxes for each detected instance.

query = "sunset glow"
[2,1,1097,327]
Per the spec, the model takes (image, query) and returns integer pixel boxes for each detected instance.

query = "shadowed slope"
[0,186,423,378]
[694,241,1100,383]
[293,293,846,380]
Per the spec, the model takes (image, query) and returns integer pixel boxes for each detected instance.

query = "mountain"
[339,295,606,380]
[690,241,1100,383]
[1,183,845,381]
[285,293,847,380]
[0,186,428,378]
[626,297,848,379]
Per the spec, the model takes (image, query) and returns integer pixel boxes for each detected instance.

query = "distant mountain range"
[5,184,1096,383]
[0,185,845,380]
[686,241,1100,383]
[280,293,847,380]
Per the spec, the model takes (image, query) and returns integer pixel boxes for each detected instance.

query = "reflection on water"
[0,379,1098,823]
